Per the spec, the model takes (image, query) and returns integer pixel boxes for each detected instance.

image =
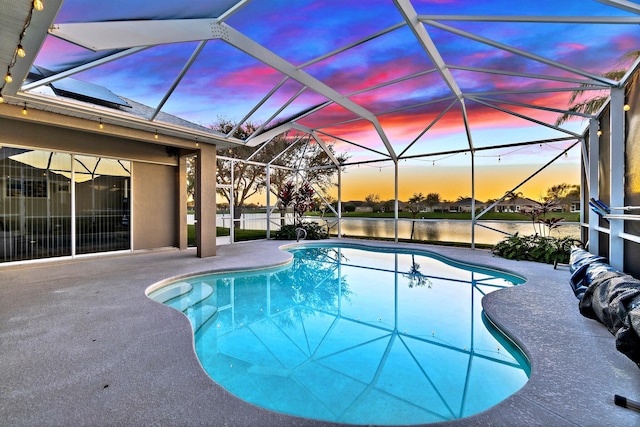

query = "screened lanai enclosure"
[0,0,639,269]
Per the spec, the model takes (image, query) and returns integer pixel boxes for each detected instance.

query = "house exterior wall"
[132,161,178,250]
[0,111,202,262]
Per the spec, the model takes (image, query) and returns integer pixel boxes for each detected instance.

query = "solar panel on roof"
[50,77,131,108]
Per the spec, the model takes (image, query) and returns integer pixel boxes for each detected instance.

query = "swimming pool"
[148,243,529,425]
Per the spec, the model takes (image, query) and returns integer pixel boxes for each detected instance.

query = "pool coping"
[1,238,639,426]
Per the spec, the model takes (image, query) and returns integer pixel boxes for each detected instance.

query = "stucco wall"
[0,117,178,166]
[132,161,178,250]
[0,115,184,253]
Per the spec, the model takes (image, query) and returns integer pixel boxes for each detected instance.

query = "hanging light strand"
[0,1,43,103]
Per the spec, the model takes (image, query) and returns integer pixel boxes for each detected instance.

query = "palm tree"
[555,50,640,126]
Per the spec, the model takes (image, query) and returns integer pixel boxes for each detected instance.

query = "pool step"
[166,282,214,312]
[148,281,193,303]
[187,304,218,333]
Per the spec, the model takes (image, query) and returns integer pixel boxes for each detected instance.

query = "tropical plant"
[555,50,640,126]
[492,233,580,265]
[274,181,327,240]
[406,192,426,240]
[520,198,563,236]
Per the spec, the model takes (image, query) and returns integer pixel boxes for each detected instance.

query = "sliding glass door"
[0,148,131,263]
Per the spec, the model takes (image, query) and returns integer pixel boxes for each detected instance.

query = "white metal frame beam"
[422,20,620,87]
[595,0,640,14]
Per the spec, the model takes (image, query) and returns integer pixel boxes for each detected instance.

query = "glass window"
[0,149,132,263]
[75,155,131,255]
[0,148,72,262]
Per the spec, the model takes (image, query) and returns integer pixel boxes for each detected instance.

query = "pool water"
[148,244,530,425]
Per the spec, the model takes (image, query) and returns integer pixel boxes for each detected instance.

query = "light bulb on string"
[623,104,630,111]
[154,130,158,139]
[5,72,12,83]
[99,118,104,129]
[22,103,27,115]
[597,130,602,136]
[33,0,44,11]
[16,45,26,58]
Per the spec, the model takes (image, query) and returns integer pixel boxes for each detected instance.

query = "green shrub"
[274,222,328,240]
[492,233,580,265]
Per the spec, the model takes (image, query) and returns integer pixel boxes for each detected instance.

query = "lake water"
[212,214,581,246]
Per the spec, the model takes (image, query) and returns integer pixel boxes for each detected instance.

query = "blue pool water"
[148,244,530,425]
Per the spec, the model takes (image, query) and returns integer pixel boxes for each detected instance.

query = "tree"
[406,193,425,219]
[406,193,426,240]
[364,193,381,212]
[556,50,640,126]
[545,183,579,212]
[425,192,440,212]
[505,190,523,212]
[211,119,347,228]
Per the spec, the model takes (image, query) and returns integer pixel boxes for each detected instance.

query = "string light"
[0,0,43,102]
[154,130,158,139]
[597,129,602,137]
[623,104,631,111]
[22,103,27,115]
[99,118,104,129]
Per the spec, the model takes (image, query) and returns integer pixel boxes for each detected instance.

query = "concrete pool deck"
[1,238,639,427]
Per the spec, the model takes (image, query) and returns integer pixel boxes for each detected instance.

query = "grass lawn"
[188,225,267,246]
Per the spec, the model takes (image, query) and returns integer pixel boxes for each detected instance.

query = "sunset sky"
[30,1,638,203]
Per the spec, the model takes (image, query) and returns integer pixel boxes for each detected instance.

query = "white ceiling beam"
[467,95,596,119]
[246,86,307,142]
[218,22,398,160]
[460,99,475,151]
[447,64,610,87]
[308,129,341,166]
[243,122,295,146]
[216,0,252,22]
[393,0,464,101]
[3,0,64,96]
[22,47,149,91]
[49,19,219,51]
[313,128,392,159]
[151,41,207,121]
[470,85,608,96]
[423,20,620,86]
[399,98,458,158]
[49,18,399,160]
[227,76,290,138]
[469,97,582,138]
[595,0,640,14]
[418,15,640,23]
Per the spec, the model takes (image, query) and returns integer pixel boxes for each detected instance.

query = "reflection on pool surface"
[148,244,529,425]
